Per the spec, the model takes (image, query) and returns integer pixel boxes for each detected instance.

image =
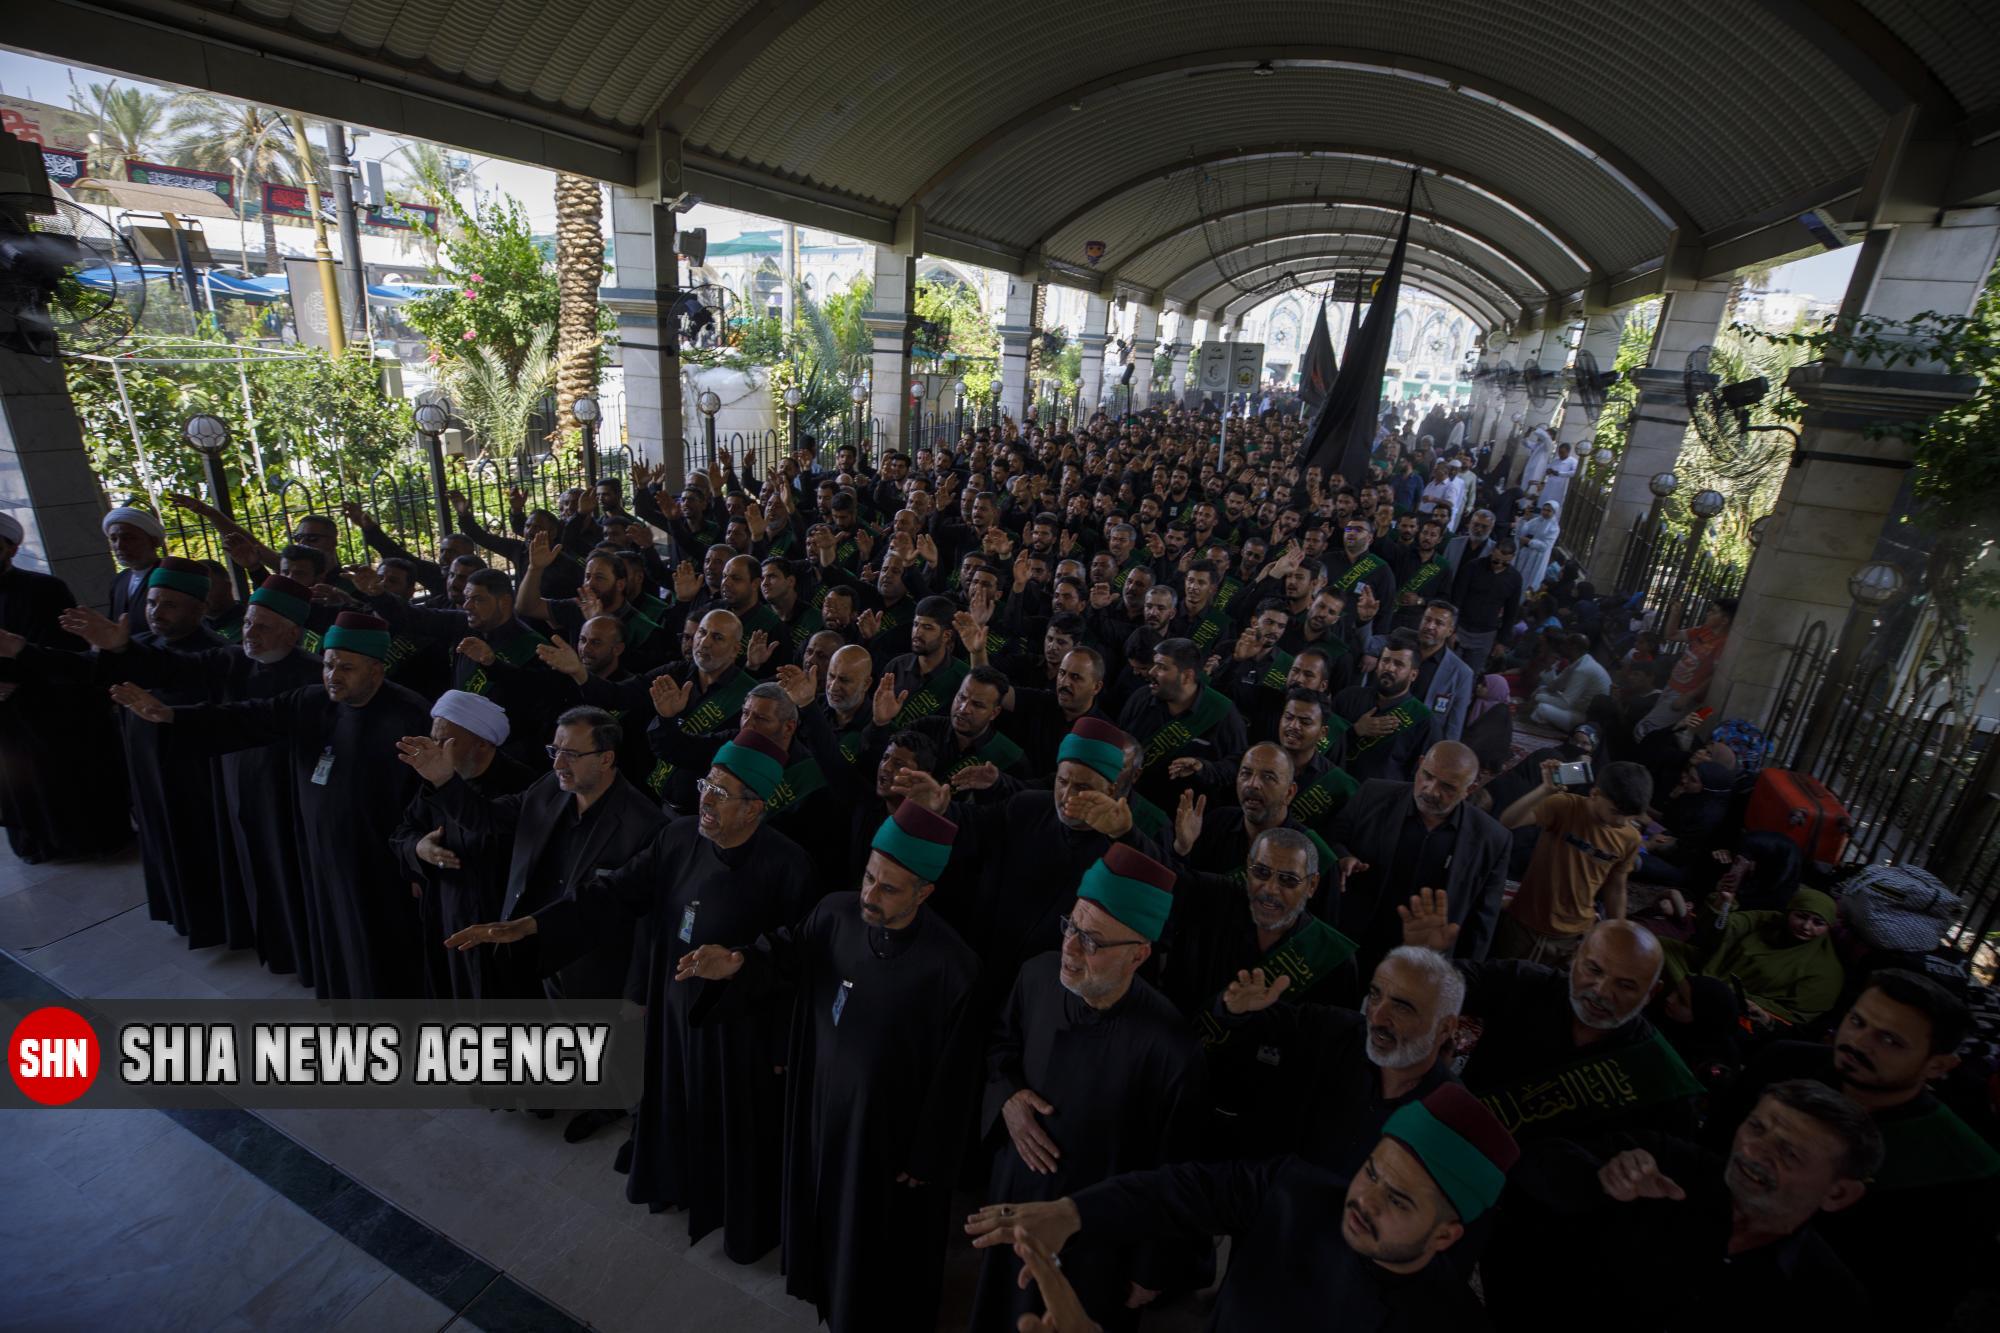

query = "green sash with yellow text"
[1476,1029,1702,1137]
[892,656,970,727]
[942,730,1025,779]
[1291,762,1360,825]
[1346,694,1430,759]
[1138,686,1233,772]
[1331,552,1387,595]
[1197,916,1359,1048]
[766,756,828,815]
[646,669,756,798]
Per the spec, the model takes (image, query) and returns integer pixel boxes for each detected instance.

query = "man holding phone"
[1491,757,1652,964]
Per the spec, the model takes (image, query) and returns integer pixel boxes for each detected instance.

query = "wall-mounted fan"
[0,193,147,356]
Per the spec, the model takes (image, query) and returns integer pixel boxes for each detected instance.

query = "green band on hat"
[147,567,209,600]
[1078,861,1171,942]
[1382,1101,1509,1222]
[871,819,949,884]
[322,626,390,660]
[1057,734,1123,783]
[714,741,782,801]
[248,586,310,625]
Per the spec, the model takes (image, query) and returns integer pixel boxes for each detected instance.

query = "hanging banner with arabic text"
[126,159,235,204]
[261,182,437,233]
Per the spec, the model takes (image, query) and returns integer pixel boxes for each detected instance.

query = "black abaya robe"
[0,567,129,863]
[970,954,1205,1333]
[391,753,538,999]
[100,640,322,971]
[173,683,433,998]
[725,894,981,1332]
[538,817,811,1260]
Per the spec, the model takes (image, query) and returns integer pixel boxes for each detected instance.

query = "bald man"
[1454,919,1700,1143]
[1324,741,1512,970]
[821,643,875,763]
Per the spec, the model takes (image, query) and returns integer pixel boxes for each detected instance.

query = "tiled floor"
[0,848,1207,1332]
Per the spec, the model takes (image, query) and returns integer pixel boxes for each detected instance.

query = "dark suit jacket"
[1324,778,1510,965]
[440,770,664,1000]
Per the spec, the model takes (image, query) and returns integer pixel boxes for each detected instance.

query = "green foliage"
[1668,320,1813,565]
[914,280,1001,402]
[440,324,556,458]
[1591,298,1657,460]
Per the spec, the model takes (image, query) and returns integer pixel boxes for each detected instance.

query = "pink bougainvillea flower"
[461,329,477,341]
[427,350,440,363]
[469,274,485,283]
[462,288,478,300]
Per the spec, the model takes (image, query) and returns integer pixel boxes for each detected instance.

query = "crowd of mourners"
[0,392,1994,1332]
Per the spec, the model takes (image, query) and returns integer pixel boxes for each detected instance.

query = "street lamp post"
[414,394,454,544]
[909,378,924,453]
[184,414,249,599]
[850,379,869,461]
[953,379,967,444]
[1793,560,1908,771]
[783,386,802,455]
[571,394,601,487]
[696,390,721,471]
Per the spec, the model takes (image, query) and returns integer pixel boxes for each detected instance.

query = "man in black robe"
[0,513,128,862]
[676,798,980,1332]
[1115,637,1247,813]
[1332,631,1431,784]
[390,689,536,1000]
[968,1083,1519,1332]
[111,612,433,998]
[101,505,165,634]
[444,729,811,1262]
[49,575,323,974]
[970,845,1205,1332]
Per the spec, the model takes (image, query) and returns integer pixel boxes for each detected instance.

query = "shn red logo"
[9,1006,100,1105]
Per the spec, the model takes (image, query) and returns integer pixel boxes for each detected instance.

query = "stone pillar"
[1555,310,1625,454]
[865,244,918,459]
[605,185,684,487]
[1169,333,1194,405]
[0,132,116,598]
[1586,278,1733,587]
[1128,303,1161,410]
[1475,333,1515,445]
[1518,322,1569,440]
[1713,208,2000,725]
[997,276,1037,423]
[1077,292,1111,415]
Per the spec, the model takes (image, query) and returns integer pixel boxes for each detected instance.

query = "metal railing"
[1760,619,2000,961]
[1602,514,1744,633]
[1558,465,1613,573]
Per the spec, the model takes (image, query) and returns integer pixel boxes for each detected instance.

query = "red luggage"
[1744,768,1851,864]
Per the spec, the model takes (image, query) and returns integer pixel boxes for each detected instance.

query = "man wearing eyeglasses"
[441,727,814,1264]
[970,844,1204,1332]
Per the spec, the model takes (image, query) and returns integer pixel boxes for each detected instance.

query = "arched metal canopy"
[1215,267,1500,332]
[1195,253,1512,330]
[16,0,2000,324]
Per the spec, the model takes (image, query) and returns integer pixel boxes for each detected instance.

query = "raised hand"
[673,560,702,603]
[1222,967,1294,1015]
[535,637,589,683]
[346,563,384,597]
[963,1199,1082,1258]
[1337,855,1369,887]
[1354,583,1379,622]
[1062,788,1133,838]
[527,531,557,571]
[443,917,538,951]
[415,826,461,870]
[109,681,172,723]
[673,943,746,981]
[744,630,775,671]
[856,608,883,641]
[394,734,460,787]
[1172,789,1207,856]
[456,636,496,667]
[872,673,909,727]
[949,762,1000,792]
[1001,1088,1061,1174]
[1166,756,1202,780]
[446,489,470,514]
[889,765,950,813]
[1597,1149,1687,1203]
[57,605,130,652]
[952,611,988,659]
[651,673,692,719]
[966,586,996,627]
[775,663,818,709]
[1397,887,1461,953]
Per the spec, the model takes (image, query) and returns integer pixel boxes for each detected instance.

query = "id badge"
[310,747,335,786]
[831,979,853,1026]
[1433,693,1452,716]
[677,900,699,944]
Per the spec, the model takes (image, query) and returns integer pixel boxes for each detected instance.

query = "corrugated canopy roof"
[20,0,2000,327]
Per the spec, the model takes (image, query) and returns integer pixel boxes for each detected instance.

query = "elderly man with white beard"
[1207,913,1467,1175]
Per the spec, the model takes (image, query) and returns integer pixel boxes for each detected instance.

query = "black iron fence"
[1558,465,1613,571]
[1603,514,1744,633]
[1760,620,2000,961]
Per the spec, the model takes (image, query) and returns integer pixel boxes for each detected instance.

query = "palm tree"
[163,94,306,274]
[67,78,169,176]
[443,325,556,460]
[552,173,604,438]
[392,143,479,206]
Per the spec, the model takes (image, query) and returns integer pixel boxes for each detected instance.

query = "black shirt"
[1449,559,1523,635]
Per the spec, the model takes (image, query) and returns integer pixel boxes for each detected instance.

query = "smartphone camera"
[1555,759,1593,790]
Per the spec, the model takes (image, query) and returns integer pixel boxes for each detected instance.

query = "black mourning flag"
[1302,174,1417,483]
[1299,298,1336,411]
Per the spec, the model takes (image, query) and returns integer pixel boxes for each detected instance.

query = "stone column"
[1555,310,1625,454]
[1713,208,2000,725]
[0,133,115,598]
[1517,322,1569,440]
[1077,292,1111,416]
[605,185,684,487]
[1128,303,1161,410]
[1169,331,1194,406]
[1586,278,1733,587]
[865,244,917,459]
[997,276,1037,423]
[1475,333,1515,445]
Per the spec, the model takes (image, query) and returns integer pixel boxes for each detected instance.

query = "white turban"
[0,512,22,545]
[430,689,510,747]
[102,507,166,541]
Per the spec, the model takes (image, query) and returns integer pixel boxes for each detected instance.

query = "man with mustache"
[675,800,978,1332]
[1490,1079,1880,1331]
[1455,919,1701,1144]
[967,1083,1518,1331]
[1703,968,1998,1328]
[967,845,1204,1332]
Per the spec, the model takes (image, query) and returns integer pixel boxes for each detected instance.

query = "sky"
[1,44,1866,308]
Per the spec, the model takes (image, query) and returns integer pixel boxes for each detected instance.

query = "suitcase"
[1743,768,1851,864]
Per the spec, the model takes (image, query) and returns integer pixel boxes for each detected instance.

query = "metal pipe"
[287,113,346,356]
